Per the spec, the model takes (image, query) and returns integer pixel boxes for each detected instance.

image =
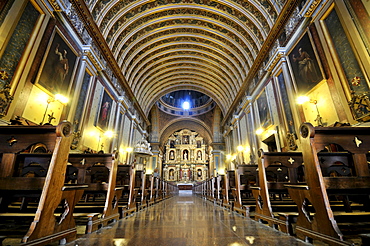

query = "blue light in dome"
[182,101,190,110]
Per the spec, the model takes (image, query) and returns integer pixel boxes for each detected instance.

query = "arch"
[159,118,213,148]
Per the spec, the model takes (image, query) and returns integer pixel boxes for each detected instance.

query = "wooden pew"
[214,175,222,205]
[154,178,164,202]
[134,169,147,210]
[0,121,86,245]
[213,174,221,204]
[209,176,217,203]
[286,122,370,245]
[120,164,137,217]
[251,150,304,234]
[144,173,154,207]
[149,174,157,205]
[233,164,259,217]
[219,172,232,210]
[205,178,213,202]
[67,153,123,233]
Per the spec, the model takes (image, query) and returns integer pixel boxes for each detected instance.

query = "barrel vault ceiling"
[74,0,297,118]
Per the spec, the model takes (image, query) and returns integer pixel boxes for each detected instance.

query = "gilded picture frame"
[288,31,324,95]
[36,27,78,96]
[96,89,113,131]
[256,89,272,128]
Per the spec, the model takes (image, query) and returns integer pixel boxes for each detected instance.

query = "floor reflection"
[64,193,312,246]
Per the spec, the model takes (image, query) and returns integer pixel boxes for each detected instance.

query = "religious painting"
[277,72,298,150]
[96,89,113,131]
[288,32,324,94]
[0,1,39,117]
[322,6,370,121]
[256,89,271,128]
[277,73,295,134]
[36,28,78,96]
[344,0,370,56]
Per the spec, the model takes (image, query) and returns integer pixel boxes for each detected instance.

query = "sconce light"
[218,169,225,175]
[97,130,115,153]
[255,128,264,135]
[237,145,244,152]
[40,94,69,125]
[104,130,114,138]
[297,96,323,126]
[55,94,69,104]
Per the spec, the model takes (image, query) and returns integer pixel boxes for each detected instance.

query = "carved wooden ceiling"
[81,0,291,116]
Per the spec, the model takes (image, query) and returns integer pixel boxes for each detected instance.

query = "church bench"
[219,172,233,210]
[251,151,304,234]
[204,177,214,202]
[133,170,149,211]
[214,175,223,205]
[212,176,219,203]
[145,173,155,207]
[66,153,122,228]
[0,121,86,245]
[232,164,259,217]
[116,164,132,212]
[208,176,218,203]
[140,172,155,207]
[149,175,158,203]
[153,177,165,203]
[119,165,138,217]
[285,122,370,245]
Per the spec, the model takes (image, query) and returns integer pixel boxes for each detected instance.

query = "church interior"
[0,0,370,245]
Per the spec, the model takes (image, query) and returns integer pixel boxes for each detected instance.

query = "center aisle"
[67,191,311,246]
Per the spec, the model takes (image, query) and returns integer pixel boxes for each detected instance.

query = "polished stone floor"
[65,191,312,246]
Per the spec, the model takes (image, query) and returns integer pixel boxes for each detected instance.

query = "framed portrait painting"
[36,28,78,95]
[256,89,271,128]
[96,89,113,131]
[288,31,324,94]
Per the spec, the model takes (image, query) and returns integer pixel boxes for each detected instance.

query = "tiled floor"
[66,191,312,246]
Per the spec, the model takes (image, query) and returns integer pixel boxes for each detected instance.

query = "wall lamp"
[40,94,69,125]
[297,96,323,126]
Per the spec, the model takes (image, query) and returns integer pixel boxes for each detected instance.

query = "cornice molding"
[304,0,323,18]
[49,0,62,11]
[264,48,286,72]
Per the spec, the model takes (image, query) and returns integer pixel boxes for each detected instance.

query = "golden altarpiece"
[163,129,208,182]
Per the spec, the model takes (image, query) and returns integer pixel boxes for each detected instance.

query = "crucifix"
[47,112,56,124]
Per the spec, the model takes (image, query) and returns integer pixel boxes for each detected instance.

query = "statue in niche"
[169,150,175,160]
[169,169,174,180]
[170,140,175,148]
[183,150,188,160]
[197,150,202,160]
